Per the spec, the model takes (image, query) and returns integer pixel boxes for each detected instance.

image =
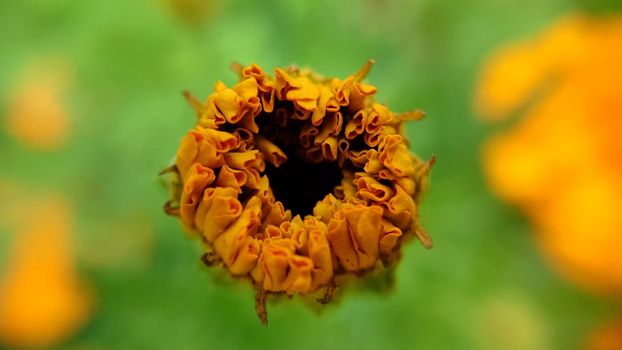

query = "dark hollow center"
[265,147,343,217]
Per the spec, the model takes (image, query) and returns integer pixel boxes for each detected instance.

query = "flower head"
[165,61,433,323]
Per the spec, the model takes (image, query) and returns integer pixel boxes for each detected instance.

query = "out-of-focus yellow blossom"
[476,14,622,294]
[6,59,73,150]
[0,195,92,348]
[164,61,433,323]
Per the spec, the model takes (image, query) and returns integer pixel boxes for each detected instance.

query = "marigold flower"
[476,14,622,294]
[164,60,434,323]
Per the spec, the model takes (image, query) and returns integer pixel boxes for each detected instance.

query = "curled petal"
[345,110,368,139]
[383,185,416,228]
[379,219,402,256]
[242,168,262,190]
[233,78,260,102]
[379,135,415,178]
[311,84,332,126]
[299,124,318,148]
[260,201,291,232]
[263,224,283,239]
[315,111,343,144]
[363,149,383,174]
[321,137,338,161]
[366,103,393,133]
[179,164,216,229]
[202,127,239,151]
[215,165,247,193]
[210,81,245,123]
[256,136,287,167]
[253,241,314,294]
[224,150,266,171]
[234,78,263,131]
[348,149,370,168]
[378,168,398,180]
[232,128,254,151]
[275,68,320,111]
[353,174,395,202]
[229,237,262,275]
[252,242,290,291]
[241,64,276,113]
[196,187,243,243]
[239,113,260,133]
[255,176,276,206]
[213,196,262,273]
[332,77,353,106]
[278,221,308,254]
[348,82,377,111]
[284,256,313,293]
[364,130,383,147]
[327,204,383,271]
[313,194,341,224]
[175,126,237,177]
[305,219,333,289]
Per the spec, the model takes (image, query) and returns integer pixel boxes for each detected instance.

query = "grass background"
[1,0,621,349]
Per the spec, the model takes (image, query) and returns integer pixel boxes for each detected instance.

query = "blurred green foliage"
[0,0,620,349]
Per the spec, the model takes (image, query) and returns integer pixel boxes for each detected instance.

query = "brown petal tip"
[159,164,178,176]
[164,200,180,216]
[415,227,433,249]
[230,62,244,76]
[255,289,268,326]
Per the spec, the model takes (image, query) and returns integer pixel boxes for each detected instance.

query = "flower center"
[264,144,343,217]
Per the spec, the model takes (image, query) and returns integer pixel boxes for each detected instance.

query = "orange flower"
[587,319,622,350]
[477,14,622,294]
[0,196,92,348]
[164,61,434,323]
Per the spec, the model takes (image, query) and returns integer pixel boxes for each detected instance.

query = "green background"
[1,0,620,349]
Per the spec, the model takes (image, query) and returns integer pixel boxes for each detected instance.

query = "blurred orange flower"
[587,319,622,350]
[165,61,433,323]
[476,14,622,294]
[6,58,73,150]
[0,195,92,348]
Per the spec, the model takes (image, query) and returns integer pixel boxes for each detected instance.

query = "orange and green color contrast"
[165,61,433,323]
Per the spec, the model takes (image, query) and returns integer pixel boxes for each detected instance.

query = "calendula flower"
[164,60,433,324]
[476,14,622,294]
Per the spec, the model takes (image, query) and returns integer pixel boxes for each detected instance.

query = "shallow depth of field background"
[1,0,621,349]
